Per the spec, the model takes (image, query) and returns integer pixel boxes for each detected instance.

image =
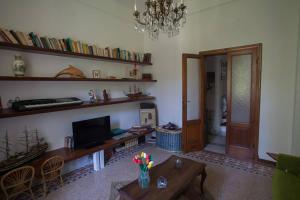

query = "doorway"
[204,55,227,154]
[182,44,262,160]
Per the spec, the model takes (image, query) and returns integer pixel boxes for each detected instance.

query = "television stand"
[30,129,154,176]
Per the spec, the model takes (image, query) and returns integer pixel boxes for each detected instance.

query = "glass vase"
[138,170,150,189]
[12,54,25,77]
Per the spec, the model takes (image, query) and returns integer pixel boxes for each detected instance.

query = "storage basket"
[156,127,182,152]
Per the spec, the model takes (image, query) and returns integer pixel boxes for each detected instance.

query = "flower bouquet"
[133,152,153,189]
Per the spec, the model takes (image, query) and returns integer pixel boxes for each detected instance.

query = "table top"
[119,155,206,200]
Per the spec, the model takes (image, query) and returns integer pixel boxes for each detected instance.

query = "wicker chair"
[41,156,64,196]
[0,166,35,200]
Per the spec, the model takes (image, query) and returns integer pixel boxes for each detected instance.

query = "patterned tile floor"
[3,143,274,200]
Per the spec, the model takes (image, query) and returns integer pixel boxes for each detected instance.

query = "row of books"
[0,27,151,63]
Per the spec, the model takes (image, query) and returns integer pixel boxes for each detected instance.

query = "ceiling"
[113,0,236,15]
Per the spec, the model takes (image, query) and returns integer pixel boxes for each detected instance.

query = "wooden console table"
[30,129,154,176]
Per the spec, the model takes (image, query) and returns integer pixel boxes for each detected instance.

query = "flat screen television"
[72,116,112,149]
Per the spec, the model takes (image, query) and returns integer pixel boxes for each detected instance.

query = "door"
[182,54,205,152]
[226,46,261,160]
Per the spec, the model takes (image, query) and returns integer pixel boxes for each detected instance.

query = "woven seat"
[41,156,64,197]
[1,166,35,200]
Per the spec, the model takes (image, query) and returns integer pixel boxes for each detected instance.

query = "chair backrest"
[1,166,35,194]
[41,156,64,178]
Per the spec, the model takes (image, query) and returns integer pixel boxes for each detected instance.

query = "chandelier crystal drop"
[133,0,187,40]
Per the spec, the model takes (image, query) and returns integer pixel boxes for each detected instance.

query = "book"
[20,32,30,46]
[35,34,44,48]
[92,45,97,56]
[88,45,93,55]
[24,34,34,46]
[28,32,37,47]
[82,43,87,54]
[0,29,11,42]
[50,38,57,50]
[0,33,5,42]
[9,30,22,44]
[105,47,111,57]
[58,39,66,51]
[52,38,59,50]
[45,37,52,49]
[66,38,73,52]
[63,39,69,51]
[112,48,117,58]
[47,38,54,49]
[15,31,27,45]
[76,41,81,53]
[2,29,18,44]
[40,37,49,49]
[53,38,62,50]
[71,41,76,53]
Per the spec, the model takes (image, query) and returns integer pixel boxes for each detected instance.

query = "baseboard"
[257,158,276,167]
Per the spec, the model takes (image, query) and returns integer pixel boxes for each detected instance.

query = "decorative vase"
[12,55,25,77]
[138,170,150,189]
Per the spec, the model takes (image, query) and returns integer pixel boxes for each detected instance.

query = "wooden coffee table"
[119,155,207,200]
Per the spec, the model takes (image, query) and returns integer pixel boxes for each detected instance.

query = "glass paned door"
[182,54,205,152]
[227,47,260,160]
[231,54,252,123]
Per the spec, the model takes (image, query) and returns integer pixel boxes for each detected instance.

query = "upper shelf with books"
[0,28,152,66]
[0,42,152,66]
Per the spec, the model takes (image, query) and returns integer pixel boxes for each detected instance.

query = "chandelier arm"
[136,18,146,26]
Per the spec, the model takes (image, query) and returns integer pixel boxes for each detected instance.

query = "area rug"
[109,180,215,200]
[9,143,273,200]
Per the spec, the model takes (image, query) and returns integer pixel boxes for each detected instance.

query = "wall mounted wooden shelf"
[0,76,157,82]
[0,42,152,66]
[30,128,154,176]
[0,96,155,119]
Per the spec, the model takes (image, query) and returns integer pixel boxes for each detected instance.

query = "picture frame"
[140,108,156,128]
[92,70,101,79]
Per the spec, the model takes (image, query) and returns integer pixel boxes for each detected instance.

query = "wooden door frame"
[198,43,262,160]
[182,54,206,152]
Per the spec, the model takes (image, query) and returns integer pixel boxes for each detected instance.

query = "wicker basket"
[156,127,182,152]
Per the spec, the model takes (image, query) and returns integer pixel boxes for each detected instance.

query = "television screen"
[72,116,111,149]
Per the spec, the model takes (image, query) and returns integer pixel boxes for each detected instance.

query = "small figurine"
[103,89,109,101]
[89,89,97,102]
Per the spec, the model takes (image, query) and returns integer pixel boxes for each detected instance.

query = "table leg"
[93,150,105,171]
[93,152,100,171]
[200,168,207,194]
[99,150,105,169]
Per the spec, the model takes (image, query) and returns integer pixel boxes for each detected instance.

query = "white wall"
[145,0,300,160]
[292,7,300,155]
[0,0,154,162]
[1,0,300,164]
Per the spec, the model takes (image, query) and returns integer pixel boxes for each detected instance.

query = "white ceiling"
[113,0,236,14]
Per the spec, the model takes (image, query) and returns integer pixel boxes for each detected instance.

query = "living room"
[0,0,300,199]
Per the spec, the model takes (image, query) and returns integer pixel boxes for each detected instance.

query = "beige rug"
[41,145,272,200]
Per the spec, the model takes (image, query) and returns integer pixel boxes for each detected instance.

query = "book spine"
[15,31,27,45]
[3,29,18,44]
[40,37,49,49]
[88,45,93,55]
[35,34,44,48]
[0,29,11,42]
[10,30,21,44]
[45,37,52,49]
[25,34,34,46]
[29,32,38,47]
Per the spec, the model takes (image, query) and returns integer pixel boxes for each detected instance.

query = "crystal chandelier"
[133,0,187,40]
